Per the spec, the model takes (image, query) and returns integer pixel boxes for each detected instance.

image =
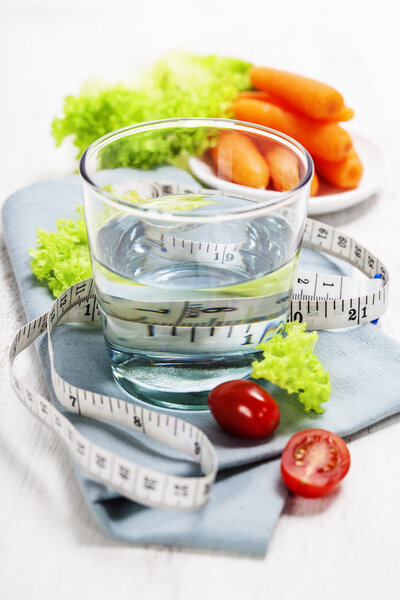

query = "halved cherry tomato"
[208,380,280,439]
[281,429,350,498]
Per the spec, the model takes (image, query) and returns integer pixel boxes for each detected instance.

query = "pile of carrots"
[210,67,363,196]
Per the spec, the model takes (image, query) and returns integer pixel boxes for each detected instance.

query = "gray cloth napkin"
[3,170,400,556]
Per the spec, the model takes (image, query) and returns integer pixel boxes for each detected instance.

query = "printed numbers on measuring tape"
[100,179,389,330]
[289,219,388,329]
[8,212,389,513]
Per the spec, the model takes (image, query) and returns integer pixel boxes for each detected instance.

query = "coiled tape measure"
[9,181,389,512]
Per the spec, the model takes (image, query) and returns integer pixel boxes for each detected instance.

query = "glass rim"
[79,117,313,224]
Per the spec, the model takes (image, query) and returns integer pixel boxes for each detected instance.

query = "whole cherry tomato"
[281,429,350,498]
[208,379,280,439]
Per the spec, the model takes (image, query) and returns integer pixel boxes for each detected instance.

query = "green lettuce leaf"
[251,321,331,413]
[52,53,252,169]
[29,206,92,297]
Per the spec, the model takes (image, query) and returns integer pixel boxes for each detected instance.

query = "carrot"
[237,91,354,123]
[232,99,353,162]
[237,90,277,103]
[323,105,354,122]
[210,132,269,189]
[310,172,319,196]
[264,145,299,192]
[250,66,345,121]
[314,150,363,189]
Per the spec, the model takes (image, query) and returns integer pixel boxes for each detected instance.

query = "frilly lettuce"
[251,321,331,413]
[29,185,213,297]
[29,191,215,297]
[52,53,251,169]
[29,206,92,297]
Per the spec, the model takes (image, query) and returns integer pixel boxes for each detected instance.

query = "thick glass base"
[108,345,257,410]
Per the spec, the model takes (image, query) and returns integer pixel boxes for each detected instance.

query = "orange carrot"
[237,91,354,123]
[232,99,353,162]
[250,66,344,121]
[210,132,269,189]
[310,172,319,196]
[323,105,354,122]
[264,145,299,192]
[314,150,363,189]
[237,90,277,103]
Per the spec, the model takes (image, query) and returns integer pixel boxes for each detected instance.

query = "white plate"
[189,131,389,216]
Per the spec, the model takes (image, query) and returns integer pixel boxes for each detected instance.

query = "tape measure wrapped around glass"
[8,216,388,511]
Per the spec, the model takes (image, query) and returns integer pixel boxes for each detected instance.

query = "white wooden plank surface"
[1,1,400,598]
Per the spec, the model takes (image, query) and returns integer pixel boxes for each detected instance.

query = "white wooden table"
[1,1,400,598]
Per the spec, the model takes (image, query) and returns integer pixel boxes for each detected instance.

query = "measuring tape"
[97,219,388,359]
[9,282,218,512]
[291,218,388,328]
[102,180,388,333]
[8,201,389,511]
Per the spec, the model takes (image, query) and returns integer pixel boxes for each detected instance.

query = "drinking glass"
[79,118,312,410]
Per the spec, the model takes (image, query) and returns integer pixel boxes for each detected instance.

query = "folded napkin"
[3,170,400,556]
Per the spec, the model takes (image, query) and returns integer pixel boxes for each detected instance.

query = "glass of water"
[79,118,312,410]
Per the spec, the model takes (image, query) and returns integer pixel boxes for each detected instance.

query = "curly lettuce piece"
[251,321,331,413]
[52,53,252,169]
[29,206,92,297]
[28,188,215,297]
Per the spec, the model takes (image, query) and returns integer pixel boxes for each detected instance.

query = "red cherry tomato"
[208,379,280,439]
[281,429,350,498]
